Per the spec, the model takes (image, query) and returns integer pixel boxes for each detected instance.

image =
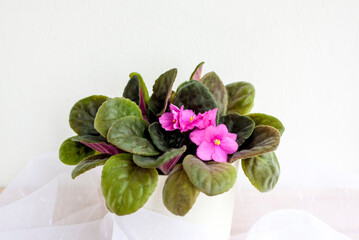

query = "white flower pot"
[143,161,239,240]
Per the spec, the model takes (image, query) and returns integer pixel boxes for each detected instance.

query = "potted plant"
[59,62,284,238]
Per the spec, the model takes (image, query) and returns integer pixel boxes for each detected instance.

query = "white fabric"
[0,152,357,240]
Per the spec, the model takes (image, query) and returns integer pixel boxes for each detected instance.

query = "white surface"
[0,152,357,240]
[1,0,359,186]
[245,210,351,240]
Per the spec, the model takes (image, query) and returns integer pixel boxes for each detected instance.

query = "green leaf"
[133,146,186,168]
[231,126,280,162]
[71,153,111,179]
[59,137,95,165]
[219,113,255,146]
[101,154,158,215]
[123,75,141,105]
[148,122,184,152]
[246,113,285,136]
[107,116,159,156]
[163,164,200,216]
[69,95,108,136]
[200,72,228,116]
[148,68,177,116]
[129,72,150,104]
[94,97,142,137]
[123,74,149,120]
[226,82,255,115]
[183,155,237,196]
[190,61,204,80]
[173,80,217,114]
[242,152,280,192]
[71,135,107,143]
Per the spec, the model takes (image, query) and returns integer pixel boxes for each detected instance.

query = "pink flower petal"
[212,147,228,163]
[216,124,229,136]
[169,104,180,112]
[204,126,219,142]
[181,109,195,120]
[196,108,217,129]
[159,112,176,131]
[180,109,199,132]
[228,133,237,141]
[220,137,238,154]
[190,129,206,145]
[197,141,215,161]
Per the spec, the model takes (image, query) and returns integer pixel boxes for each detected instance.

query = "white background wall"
[0,0,358,186]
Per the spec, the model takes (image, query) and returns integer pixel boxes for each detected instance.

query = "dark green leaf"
[133,146,186,168]
[226,82,255,115]
[148,68,177,116]
[183,155,237,196]
[72,153,111,179]
[231,126,280,162]
[101,154,158,215]
[148,122,184,152]
[123,75,140,105]
[173,80,217,114]
[129,72,150,104]
[200,72,228,116]
[94,97,142,137]
[107,116,159,156]
[163,164,200,216]
[71,135,107,143]
[219,113,255,146]
[59,137,95,165]
[190,61,204,80]
[72,135,121,155]
[69,95,108,136]
[242,152,280,192]
[246,113,285,136]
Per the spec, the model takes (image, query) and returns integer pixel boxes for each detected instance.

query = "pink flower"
[159,105,183,131]
[179,109,201,132]
[196,108,217,129]
[190,124,238,163]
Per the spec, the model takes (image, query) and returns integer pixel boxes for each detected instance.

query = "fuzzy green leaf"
[107,116,159,156]
[226,82,255,115]
[246,113,285,136]
[219,113,255,146]
[242,152,280,192]
[200,72,228,116]
[123,75,141,105]
[94,97,142,137]
[183,155,237,196]
[101,154,158,215]
[148,122,184,152]
[148,68,177,116]
[72,153,111,179]
[190,61,204,80]
[173,80,217,114]
[59,137,95,165]
[231,126,280,162]
[129,72,150,104]
[71,135,107,143]
[69,95,108,136]
[163,164,200,216]
[133,146,186,168]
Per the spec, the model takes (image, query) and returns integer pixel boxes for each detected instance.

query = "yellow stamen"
[214,139,221,145]
[190,116,195,122]
[172,119,176,123]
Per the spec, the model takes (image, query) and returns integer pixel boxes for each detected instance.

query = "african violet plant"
[59,62,284,216]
